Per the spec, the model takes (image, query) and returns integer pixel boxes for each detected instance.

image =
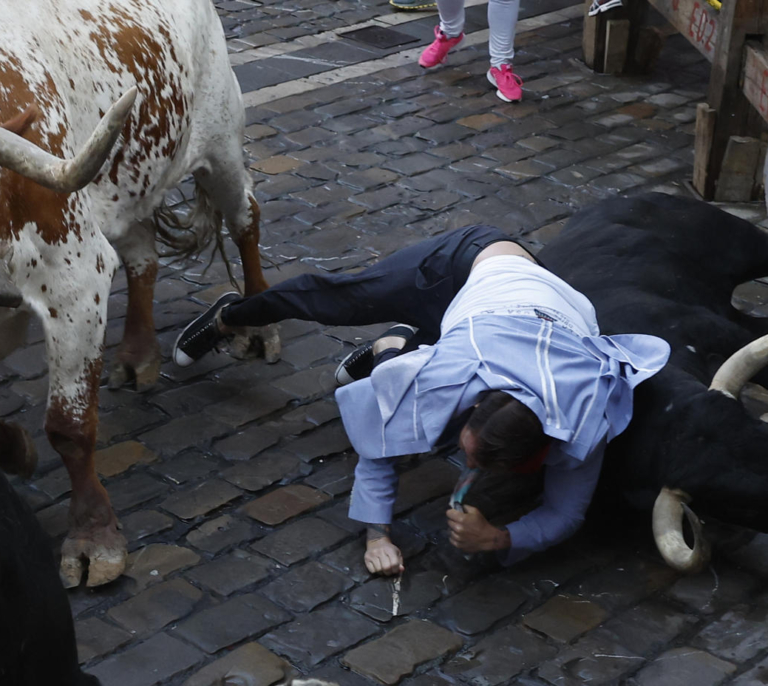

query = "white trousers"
[438,0,521,67]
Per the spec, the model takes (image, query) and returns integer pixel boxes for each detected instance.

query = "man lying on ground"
[174,225,669,574]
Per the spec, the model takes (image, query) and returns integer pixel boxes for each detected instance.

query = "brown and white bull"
[0,0,280,587]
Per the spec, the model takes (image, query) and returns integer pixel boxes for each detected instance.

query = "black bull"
[539,192,768,532]
[0,469,99,686]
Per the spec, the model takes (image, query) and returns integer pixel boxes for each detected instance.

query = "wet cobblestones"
[6,0,768,684]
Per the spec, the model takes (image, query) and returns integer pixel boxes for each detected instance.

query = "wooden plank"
[714,136,763,201]
[756,142,768,200]
[693,102,717,196]
[743,43,768,125]
[604,19,630,73]
[647,0,718,61]
[583,0,602,70]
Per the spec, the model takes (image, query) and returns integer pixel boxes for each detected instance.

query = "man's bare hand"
[365,537,405,575]
[446,505,511,553]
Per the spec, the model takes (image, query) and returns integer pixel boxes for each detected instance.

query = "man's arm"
[500,440,605,566]
[348,456,404,575]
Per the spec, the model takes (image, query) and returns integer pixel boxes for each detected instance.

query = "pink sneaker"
[418,25,464,68]
[487,64,523,102]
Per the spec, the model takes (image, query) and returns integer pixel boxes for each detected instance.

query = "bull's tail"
[152,179,240,291]
[0,242,22,308]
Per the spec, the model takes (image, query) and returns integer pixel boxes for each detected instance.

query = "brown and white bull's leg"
[108,221,162,391]
[36,242,125,588]
[194,162,280,362]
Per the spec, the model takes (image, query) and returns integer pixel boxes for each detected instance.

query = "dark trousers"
[222,225,528,346]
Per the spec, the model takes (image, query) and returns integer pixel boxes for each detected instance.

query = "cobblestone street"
[7,0,768,684]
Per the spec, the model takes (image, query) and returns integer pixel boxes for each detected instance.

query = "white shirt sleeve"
[500,439,606,566]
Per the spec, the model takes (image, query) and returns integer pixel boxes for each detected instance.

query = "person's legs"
[438,0,465,37]
[221,247,445,334]
[221,224,514,331]
[174,225,510,366]
[419,0,465,68]
[487,0,519,67]
[486,0,523,102]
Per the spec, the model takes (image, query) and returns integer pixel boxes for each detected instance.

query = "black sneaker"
[173,292,241,367]
[335,342,374,386]
[335,324,418,386]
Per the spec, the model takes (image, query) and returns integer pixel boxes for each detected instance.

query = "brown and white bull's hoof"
[230,323,281,364]
[108,343,162,392]
[59,526,127,588]
[0,421,38,479]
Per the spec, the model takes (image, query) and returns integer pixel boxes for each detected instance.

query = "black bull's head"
[539,192,768,573]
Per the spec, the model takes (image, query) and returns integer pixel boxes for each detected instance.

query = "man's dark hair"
[465,391,549,470]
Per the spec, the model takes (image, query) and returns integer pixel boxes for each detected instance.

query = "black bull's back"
[539,192,768,530]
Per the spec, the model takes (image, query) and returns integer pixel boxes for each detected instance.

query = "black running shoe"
[173,292,241,367]
[335,342,374,386]
[335,324,418,386]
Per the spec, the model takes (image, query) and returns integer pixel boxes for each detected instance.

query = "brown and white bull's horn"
[709,334,768,400]
[0,87,137,193]
[652,486,710,573]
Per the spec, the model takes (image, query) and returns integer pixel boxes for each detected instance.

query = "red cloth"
[512,443,550,474]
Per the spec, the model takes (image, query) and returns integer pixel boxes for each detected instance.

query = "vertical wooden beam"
[604,19,630,73]
[755,141,768,202]
[713,136,763,201]
[583,0,603,70]
[693,103,717,196]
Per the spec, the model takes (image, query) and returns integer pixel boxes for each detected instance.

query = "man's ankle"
[216,308,234,336]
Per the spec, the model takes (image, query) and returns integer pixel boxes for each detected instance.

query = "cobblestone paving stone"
[6,0,768,684]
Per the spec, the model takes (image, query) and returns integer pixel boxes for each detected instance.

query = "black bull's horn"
[652,487,709,573]
[652,334,768,573]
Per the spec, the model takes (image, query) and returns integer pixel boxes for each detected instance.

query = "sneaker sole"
[335,346,372,386]
[172,291,240,367]
[587,0,623,15]
[419,36,464,68]
[390,0,437,8]
[486,70,522,103]
[334,364,356,386]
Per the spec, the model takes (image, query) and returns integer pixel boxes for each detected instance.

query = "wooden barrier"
[583,0,768,201]
[650,0,718,61]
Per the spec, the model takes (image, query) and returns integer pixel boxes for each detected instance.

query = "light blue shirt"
[337,261,670,565]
